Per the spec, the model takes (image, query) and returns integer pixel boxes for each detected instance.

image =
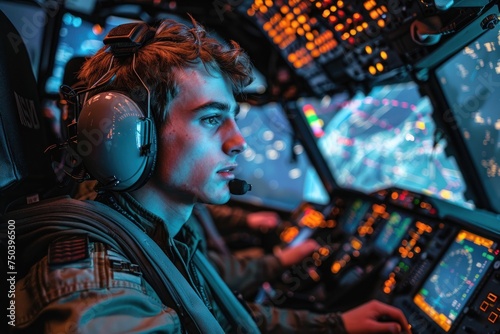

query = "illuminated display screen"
[337,199,370,234]
[296,205,325,229]
[373,211,412,254]
[413,230,497,331]
[436,23,500,213]
[286,202,325,246]
[289,202,326,228]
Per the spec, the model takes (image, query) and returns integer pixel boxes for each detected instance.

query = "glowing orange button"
[487,293,498,302]
[480,301,490,312]
[488,312,498,323]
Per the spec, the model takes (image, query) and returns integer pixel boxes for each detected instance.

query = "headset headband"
[104,22,156,57]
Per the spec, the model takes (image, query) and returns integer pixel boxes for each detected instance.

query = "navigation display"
[436,23,500,213]
[413,230,496,331]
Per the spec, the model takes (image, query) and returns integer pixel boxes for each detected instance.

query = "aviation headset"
[67,22,158,192]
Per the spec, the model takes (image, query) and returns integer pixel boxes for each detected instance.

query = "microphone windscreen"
[229,179,252,195]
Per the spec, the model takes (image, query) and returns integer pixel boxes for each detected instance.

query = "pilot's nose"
[223,120,247,157]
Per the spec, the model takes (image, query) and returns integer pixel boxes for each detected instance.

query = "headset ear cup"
[77,91,156,191]
[134,115,157,191]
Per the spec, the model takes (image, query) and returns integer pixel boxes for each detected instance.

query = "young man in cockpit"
[14,17,411,334]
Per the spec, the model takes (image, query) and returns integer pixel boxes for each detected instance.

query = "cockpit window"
[235,102,329,210]
[298,81,471,209]
[436,24,500,213]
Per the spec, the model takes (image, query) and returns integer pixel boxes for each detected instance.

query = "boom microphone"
[229,179,252,195]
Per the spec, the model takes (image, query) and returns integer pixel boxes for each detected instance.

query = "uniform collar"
[96,191,203,256]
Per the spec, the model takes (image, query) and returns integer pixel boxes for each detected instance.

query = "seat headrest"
[0,10,59,213]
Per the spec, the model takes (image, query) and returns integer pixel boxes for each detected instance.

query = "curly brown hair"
[78,17,254,127]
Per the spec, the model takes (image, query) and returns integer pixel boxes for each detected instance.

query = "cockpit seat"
[0,9,62,214]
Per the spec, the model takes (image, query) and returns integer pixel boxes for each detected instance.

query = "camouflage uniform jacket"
[9,194,347,333]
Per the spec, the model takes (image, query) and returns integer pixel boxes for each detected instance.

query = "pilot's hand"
[246,211,281,232]
[274,239,320,267]
[341,300,412,334]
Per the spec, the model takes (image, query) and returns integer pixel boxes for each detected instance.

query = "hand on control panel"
[341,300,412,334]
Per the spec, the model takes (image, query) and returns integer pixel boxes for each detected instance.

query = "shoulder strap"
[194,251,261,334]
[6,197,224,334]
[193,204,231,255]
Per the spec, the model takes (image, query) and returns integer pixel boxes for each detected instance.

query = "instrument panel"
[238,0,498,95]
[260,188,500,334]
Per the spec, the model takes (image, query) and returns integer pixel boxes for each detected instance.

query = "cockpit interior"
[1,1,500,333]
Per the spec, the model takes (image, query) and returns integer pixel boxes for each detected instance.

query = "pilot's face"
[154,62,247,204]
